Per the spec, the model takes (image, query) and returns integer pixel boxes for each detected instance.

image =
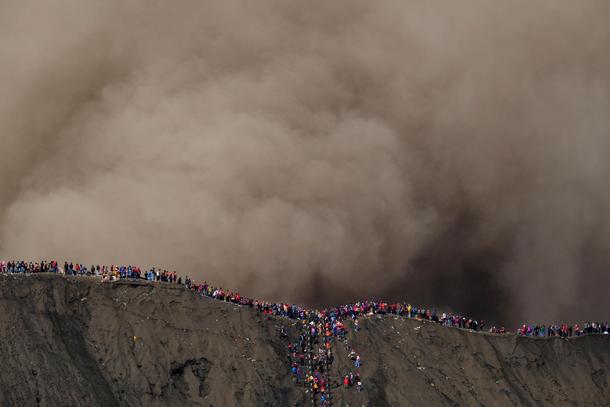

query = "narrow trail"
[306,323,315,406]
[323,333,333,407]
[287,316,339,406]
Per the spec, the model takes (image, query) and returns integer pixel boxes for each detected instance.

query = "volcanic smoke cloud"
[1,0,609,325]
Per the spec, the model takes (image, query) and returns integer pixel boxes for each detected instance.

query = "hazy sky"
[1,0,609,325]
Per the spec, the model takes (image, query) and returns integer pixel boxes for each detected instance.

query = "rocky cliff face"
[0,274,607,406]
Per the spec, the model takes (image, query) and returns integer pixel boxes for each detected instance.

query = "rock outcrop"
[0,274,607,406]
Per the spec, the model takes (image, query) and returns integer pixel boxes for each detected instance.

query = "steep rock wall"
[0,274,607,406]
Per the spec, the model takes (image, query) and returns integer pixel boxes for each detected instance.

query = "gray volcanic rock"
[0,274,607,406]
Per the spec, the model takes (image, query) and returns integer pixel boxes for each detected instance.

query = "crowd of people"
[62,262,181,283]
[2,258,608,404]
[1,259,607,340]
[0,260,58,273]
[0,260,182,285]
[518,322,609,337]
[291,321,334,405]
[284,310,365,405]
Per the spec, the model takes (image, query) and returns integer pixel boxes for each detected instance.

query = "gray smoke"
[1,0,609,325]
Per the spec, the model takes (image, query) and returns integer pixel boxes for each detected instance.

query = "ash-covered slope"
[0,274,607,407]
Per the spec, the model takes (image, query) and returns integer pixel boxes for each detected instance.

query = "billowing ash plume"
[1,0,609,325]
